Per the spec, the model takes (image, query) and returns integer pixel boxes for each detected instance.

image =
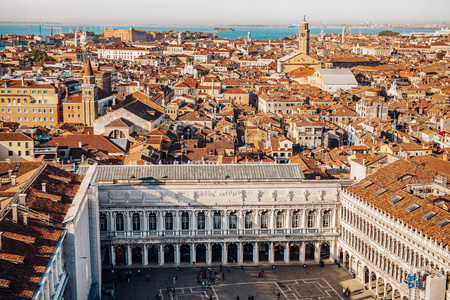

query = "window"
[245,213,252,229]
[198,212,205,230]
[100,214,107,231]
[17,142,21,147]
[17,109,21,113]
[292,212,299,228]
[116,213,124,231]
[307,211,315,228]
[25,151,30,156]
[389,195,403,204]
[323,211,331,228]
[8,151,13,156]
[25,142,29,148]
[229,213,237,229]
[18,151,21,156]
[422,211,437,220]
[24,117,28,121]
[24,109,27,113]
[260,212,268,229]
[165,213,173,230]
[132,213,140,231]
[8,142,12,147]
[181,212,189,230]
[213,212,221,229]
[149,213,157,230]
[405,204,420,212]
[276,213,283,228]
[32,109,37,113]
[437,218,450,228]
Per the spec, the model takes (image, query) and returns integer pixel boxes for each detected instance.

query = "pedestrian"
[277,292,281,299]
[258,272,261,278]
[222,273,225,280]
[236,296,240,300]
[210,295,213,300]
[173,276,176,284]
[261,269,264,277]
[146,274,150,281]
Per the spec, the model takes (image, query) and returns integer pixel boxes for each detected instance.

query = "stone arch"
[243,243,253,262]
[290,242,300,261]
[377,277,385,299]
[320,242,330,260]
[212,243,222,262]
[109,129,126,139]
[363,266,370,285]
[196,243,206,263]
[132,245,143,264]
[386,283,393,300]
[115,245,126,265]
[148,245,159,264]
[180,244,190,263]
[305,243,315,260]
[164,244,175,263]
[259,242,269,262]
[274,242,285,261]
[227,243,238,263]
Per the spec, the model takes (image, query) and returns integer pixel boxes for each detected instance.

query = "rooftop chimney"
[78,142,82,148]
[41,182,47,193]
[8,170,12,179]
[22,213,28,226]
[19,194,27,206]
[11,175,16,187]
[12,204,18,223]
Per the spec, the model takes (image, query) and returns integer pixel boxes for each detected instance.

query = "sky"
[1,0,449,25]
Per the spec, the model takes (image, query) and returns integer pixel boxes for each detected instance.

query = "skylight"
[361,181,373,188]
[422,211,437,220]
[374,188,387,196]
[405,204,420,212]
[388,195,403,204]
[436,218,450,228]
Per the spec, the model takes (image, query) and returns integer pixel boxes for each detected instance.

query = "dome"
[80,33,87,42]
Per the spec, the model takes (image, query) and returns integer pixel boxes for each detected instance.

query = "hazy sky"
[1,0,449,25]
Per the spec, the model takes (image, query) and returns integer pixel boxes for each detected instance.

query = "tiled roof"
[0,132,33,141]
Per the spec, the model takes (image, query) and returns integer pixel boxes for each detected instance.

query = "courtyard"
[101,262,376,300]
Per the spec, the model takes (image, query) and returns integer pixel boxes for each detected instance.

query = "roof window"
[436,218,450,228]
[388,195,403,204]
[422,211,437,220]
[361,181,373,188]
[405,204,420,212]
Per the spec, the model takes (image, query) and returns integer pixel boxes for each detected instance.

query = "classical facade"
[339,156,450,300]
[77,164,352,267]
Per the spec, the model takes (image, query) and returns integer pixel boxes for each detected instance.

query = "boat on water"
[434,28,450,36]
[213,28,234,31]
[288,24,300,28]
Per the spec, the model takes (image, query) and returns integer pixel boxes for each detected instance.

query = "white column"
[284,242,290,263]
[270,210,275,233]
[314,242,320,262]
[127,212,132,236]
[111,245,116,266]
[192,211,197,235]
[175,244,180,264]
[208,211,213,234]
[159,244,164,265]
[159,211,164,235]
[191,244,196,264]
[126,245,132,265]
[238,210,244,234]
[254,211,260,234]
[238,242,243,264]
[110,212,115,233]
[269,242,274,263]
[206,243,212,265]
[142,212,147,236]
[317,209,323,229]
[223,211,228,234]
[143,245,148,265]
[253,242,259,263]
[223,243,228,264]
[300,242,305,262]
[285,210,291,234]
[302,210,307,229]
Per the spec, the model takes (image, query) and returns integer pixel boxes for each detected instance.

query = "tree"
[378,30,401,37]
[30,49,55,62]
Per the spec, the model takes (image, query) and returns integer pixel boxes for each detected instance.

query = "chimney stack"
[12,204,18,223]
[11,175,16,187]
[19,194,27,206]
[8,170,12,179]
[78,142,82,148]
[23,213,28,226]
[41,182,47,193]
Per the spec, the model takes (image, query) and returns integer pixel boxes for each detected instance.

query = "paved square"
[102,263,376,300]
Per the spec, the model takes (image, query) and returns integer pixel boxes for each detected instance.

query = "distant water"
[0,23,435,40]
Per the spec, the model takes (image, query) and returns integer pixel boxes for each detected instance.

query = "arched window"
[291,211,300,228]
[182,212,189,230]
[198,212,205,230]
[323,210,331,228]
[260,212,268,229]
[165,213,173,230]
[276,212,284,228]
[100,213,107,231]
[307,211,315,228]
[245,212,252,229]
[116,213,124,231]
[213,211,221,229]
[229,212,237,229]
[148,213,157,231]
[132,213,140,231]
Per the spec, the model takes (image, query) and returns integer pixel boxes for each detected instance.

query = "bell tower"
[82,58,98,127]
[299,16,310,55]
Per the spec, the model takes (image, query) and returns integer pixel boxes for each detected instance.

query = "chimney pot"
[23,213,28,226]
[78,142,82,148]
[42,182,47,193]
[11,175,16,187]
[19,194,27,206]
[8,170,12,179]
[12,204,18,223]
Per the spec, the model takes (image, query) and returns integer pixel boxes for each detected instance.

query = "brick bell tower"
[82,58,98,127]
[298,15,310,55]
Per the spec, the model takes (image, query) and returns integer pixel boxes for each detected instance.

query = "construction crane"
[40,25,61,36]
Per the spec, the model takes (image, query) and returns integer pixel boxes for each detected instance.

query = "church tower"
[82,59,98,127]
[298,16,310,55]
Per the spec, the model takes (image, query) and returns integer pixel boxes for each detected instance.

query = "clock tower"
[82,58,98,127]
[298,16,310,55]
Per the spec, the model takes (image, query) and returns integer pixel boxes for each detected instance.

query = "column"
[111,245,116,266]
[254,211,260,234]
[126,245,132,265]
[238,210,244,234]
[300,242,306,262]
[159,211,164,236]
[206,243,212,265]
[329,240,336,262]
[142,212,147,236]
[127,212,132,236]
[314,242,320,262]
[192,212,197,235]
[302,210,307,229]
[208,211,213,235]
[143,245,148,265]
[191,243,196,264]
[223,243,228,264]
[284,242,290,263]
[238,242,243,264]
[159,244,164,265]
[269,210,275,234]
[332,209,338,231]
[285,210,291,234]
[268,242,274,263]
[175,244,180,264]
[223,211,228,234]
[110,213,115,234]
[253,242,259,263]
[317,209,323,229]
